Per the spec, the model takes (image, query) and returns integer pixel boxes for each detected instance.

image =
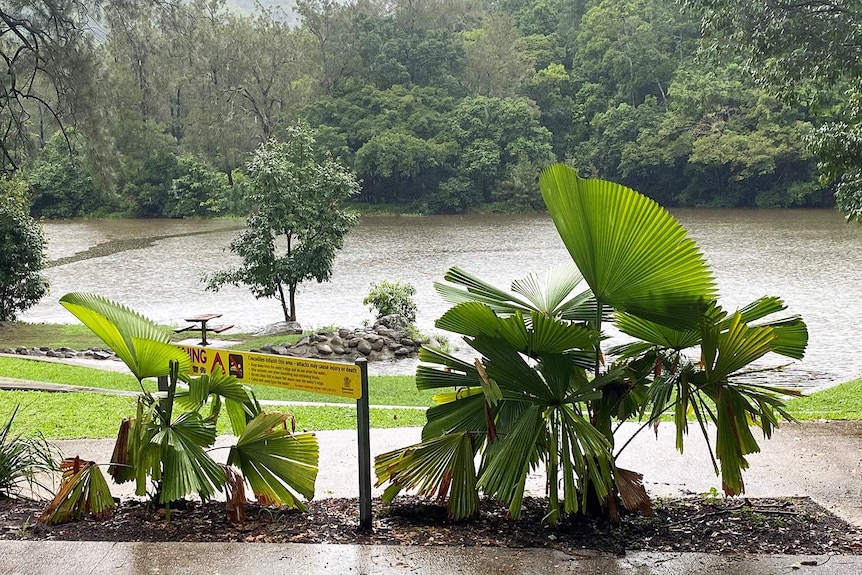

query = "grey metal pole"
[355,357,372,530]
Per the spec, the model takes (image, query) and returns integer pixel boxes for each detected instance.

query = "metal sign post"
[176,344,374,529]
[355,358,372,530]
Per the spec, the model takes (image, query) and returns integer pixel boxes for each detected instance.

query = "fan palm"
[375,164,807,521]
[44,293,319,524]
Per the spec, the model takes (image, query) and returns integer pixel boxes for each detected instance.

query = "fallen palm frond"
[39,457,115,525]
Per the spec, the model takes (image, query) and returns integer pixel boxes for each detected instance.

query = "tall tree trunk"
[277,283,291,322]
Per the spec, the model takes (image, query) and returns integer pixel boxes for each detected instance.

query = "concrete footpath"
[2,421,861,574]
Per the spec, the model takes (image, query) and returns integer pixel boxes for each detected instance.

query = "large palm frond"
[540,164,716,329]
[60,292,191,380]
[375,432,480,519]
[228,412,319,510]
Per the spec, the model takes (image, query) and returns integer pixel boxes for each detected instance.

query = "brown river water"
[20,210,862,389]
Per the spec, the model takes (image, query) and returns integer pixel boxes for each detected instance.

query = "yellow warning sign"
[177,345,362,399]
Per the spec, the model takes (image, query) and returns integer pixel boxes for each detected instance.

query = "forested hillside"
[0,0,836,217]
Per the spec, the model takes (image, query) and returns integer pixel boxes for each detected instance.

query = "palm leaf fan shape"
[540,164,716,330]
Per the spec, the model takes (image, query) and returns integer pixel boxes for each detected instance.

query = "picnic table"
[174,313,233,346]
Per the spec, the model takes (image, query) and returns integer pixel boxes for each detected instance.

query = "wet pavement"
[0,421,857,574]
[2,541,861,574]
[1,352,861,574]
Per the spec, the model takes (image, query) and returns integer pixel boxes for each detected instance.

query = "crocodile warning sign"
[177,345,362,399]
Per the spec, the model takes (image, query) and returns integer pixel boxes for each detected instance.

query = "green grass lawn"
[0,390,428,440]
[0,323,106,350]
[0,356,433,439]
[0,357,434,406]
[0,357,151,392]
[785,378,862,420]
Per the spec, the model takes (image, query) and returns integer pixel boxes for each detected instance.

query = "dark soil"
[2,496,861,556]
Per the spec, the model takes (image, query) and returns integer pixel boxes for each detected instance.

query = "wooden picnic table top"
[184,313,222,323]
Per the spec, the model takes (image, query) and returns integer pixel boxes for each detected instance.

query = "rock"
[317,344,333,355]
[394,347,410,356]
[346,338,360,348]
[371,339,385,351]
[388,341,401,351]
[357,339,373,355]
[93,351,112,360]
[375,326,394,337]
[330,336,343,347]
[400,338,416,347]
[331,345,346,355]
[315,334,329,342]
[376,314,410,330]
[256,321,303,337]
[338,328,352,339]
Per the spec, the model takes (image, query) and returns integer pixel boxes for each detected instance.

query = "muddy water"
[21,210,862,388]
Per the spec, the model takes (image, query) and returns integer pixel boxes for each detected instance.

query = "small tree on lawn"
[206,122,359,322]
[0,178,49,321]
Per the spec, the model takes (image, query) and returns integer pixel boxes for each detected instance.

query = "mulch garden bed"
[2,495,861,556]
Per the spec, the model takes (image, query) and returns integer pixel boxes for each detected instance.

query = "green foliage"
[0,185,49,321]
[376,165,807,522]
[166,156,233,218]
[683,0,862,218]
[363,280,418,324]
[0,406,56,498]
[54,293,319,521]
[205,122,360,322]
[27,131,101,218]
[1,0,839,213]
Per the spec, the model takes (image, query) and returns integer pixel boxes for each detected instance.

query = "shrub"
[0,183,49,321]
[364,280,418,324]
[0,406,56,499]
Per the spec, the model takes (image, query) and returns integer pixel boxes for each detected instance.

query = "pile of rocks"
[0,316,426,365]
[0,346,117,360]
[255,315,425,362]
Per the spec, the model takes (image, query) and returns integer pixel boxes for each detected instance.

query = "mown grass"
[0,323,105,350]
[0,357,152,392]
[785,378,862,420]
[0,390,427,440]
[0,357,434,406]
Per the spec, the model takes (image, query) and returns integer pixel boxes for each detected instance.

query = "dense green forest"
[0,0,840,217]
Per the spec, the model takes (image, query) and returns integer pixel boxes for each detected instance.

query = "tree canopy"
[682,0,862,220]
[205,122,359,322]
[0,0,841,216]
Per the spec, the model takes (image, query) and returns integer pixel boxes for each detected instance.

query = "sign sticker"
[177,345,362,399]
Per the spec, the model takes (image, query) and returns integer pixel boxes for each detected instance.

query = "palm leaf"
[374,432,480,519]
[760,317,808,360]
[540,164,716,329]
[421,393,488,441]
[152,412,223,503]
[228,412,319,510]
[435,267,534,314]
[177,368,253,411]
[709,314,776,380]
[39,457,115,525]
[59,292,190,379]
[614,312,702,351]
[476,405,544,518]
